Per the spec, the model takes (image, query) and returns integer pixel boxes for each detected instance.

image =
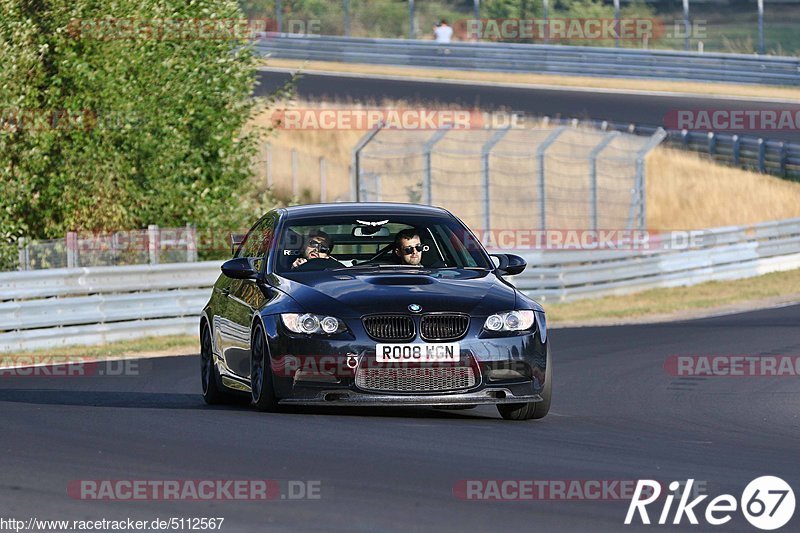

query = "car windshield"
[275,213,492,273]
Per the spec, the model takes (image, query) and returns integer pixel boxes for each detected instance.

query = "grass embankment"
[0,335,198,365]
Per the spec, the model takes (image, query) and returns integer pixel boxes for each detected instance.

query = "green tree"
[0,0,278,268]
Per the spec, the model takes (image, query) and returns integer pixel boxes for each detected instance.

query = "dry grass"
[260,59,800,102]
[0,335,198,361]
[546,268,800,324]
[252,100,800,229]
[647,148,800,229]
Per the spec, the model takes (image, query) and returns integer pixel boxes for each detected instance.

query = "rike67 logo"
[625,477,795,530]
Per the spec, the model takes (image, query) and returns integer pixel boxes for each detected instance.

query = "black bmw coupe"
[201,203,551,420]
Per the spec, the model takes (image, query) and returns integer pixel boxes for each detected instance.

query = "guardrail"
[547,118,800,181]
[1,217,799,352]
[255,35,800,86]
[0,262,220,352]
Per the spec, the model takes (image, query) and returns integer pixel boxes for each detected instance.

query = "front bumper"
[254,313,548,405]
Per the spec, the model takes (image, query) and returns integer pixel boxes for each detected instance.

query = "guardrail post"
[351,121,384,202]
[707,132,716,157]
[319,156,327,202]
[422,126,451,205]
[66,232,78,268]
[480,127,511,233]
[758,138,766,173]
[148,225,160,265]
[681,129,689,149]
[732,135,741,166]
[536,127,568,232]
[779,142,788,177]
[589,132,620,232]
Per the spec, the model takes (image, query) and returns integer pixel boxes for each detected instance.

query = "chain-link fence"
[353,124,666,232]
[16,225,198,271]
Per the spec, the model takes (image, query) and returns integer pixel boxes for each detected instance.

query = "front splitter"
[279,388,542,407]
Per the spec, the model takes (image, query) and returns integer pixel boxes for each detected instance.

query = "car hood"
[273,269,516,318]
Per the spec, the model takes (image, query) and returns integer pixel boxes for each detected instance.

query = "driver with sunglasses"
[393,228,426,266]
[291,229,340,270]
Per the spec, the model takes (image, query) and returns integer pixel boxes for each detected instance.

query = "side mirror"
[490,253,527,276]
[221,257,258,280]
[230,233,245,257]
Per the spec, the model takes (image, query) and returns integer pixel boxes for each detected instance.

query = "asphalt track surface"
[2,304,799,532]
[255,70,800,143]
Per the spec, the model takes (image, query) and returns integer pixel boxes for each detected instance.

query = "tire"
[497,346,552,421]
[250,325,280,412]
[201,322,227,405]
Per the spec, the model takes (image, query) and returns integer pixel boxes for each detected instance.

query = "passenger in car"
[291,229,341,269]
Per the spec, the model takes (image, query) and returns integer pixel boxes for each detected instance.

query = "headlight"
[281,313,346,334]
[483,310,535,332]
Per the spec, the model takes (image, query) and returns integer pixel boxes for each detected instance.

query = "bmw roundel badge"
[408,303,422,313]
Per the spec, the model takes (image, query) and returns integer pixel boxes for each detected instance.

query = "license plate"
[376,343,460,362]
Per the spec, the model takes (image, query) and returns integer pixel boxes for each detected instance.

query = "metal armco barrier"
[1,216,799,352]
[255,35,800,86]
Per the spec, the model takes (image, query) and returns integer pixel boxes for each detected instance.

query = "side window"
[237,214,276,272]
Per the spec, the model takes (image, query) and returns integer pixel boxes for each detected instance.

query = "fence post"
[480,127,511,233]
[319,156,327,203]
[422,126,451,205]
[291,148,299,199]
[629,128,668,230]
[757,138,766,173]
[66,231,78,268]
[18,237,28,271]
[148,224,160,265]
[732,135,741,166]
[408,0,415,39]
[589,132,620,232]
[343,0,350,36]
[536,127,568,232]
[186,223,198,262]
[351,121,384,202]
[266,143,273,189]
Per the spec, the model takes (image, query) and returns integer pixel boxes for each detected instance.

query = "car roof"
[280,203,451,220]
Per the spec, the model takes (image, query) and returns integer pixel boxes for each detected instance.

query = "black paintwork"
[202,203,548,405]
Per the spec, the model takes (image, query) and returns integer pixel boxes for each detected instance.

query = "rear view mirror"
[353,226,391,237]
[490,253,527,276]
[221,257,257,279]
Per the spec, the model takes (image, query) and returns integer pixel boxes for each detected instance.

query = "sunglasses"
[401,245,424,255]
[307,241,331,253]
